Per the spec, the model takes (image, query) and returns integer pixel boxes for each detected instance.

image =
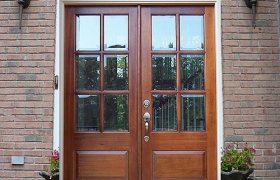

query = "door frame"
[54,0,223,179]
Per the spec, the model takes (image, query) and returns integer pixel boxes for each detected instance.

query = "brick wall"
[0,0,55,179]
[0,0,279,179]
[222,0,280,179]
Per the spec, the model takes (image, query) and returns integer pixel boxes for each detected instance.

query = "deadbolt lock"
[143,99,150,108]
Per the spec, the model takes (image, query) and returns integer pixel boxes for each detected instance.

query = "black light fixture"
[17,0,31,29]
[244,0,257,28]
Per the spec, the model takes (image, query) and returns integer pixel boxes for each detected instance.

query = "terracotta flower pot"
[39,171,59,180]
[221,168,254,180]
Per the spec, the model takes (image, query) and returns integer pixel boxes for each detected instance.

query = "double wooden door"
[64,6,216,180]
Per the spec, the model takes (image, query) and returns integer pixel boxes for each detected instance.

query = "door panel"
[153,151,206,179]
[77,151,128,179]
[65,5,216,180]
[64,6,138,180]
[141,6,216,180]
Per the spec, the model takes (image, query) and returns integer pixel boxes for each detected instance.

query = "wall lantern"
[17,0,31,29]
[244,0,257,28]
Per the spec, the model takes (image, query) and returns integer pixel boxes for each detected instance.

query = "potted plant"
[221,144,255,180]
[39,150,59,180]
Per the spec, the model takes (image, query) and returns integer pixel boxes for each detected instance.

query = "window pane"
[76,95,100,132]
[181,55,204,90]
[104,95,128,131]
[153,95,177,131]
[76,16,100,51]
[180,16,204,50]
[104,16,128,51]
[181,95,205,131]
[76,55,100,90]
[152,16,176,50]
[104,55,128,90]
[152,55,176,90]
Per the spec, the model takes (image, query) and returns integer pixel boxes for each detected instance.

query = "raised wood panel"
[76,151,128,179]
[153,151,206,179]
[151,133,207,150]
[75,133,130,150]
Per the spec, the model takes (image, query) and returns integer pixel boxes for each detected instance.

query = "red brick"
[223,0,280,178]
[0,0,55,179]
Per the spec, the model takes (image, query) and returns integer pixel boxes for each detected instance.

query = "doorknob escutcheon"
[143,112,151,142]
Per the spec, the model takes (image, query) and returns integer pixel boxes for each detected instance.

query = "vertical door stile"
[205,6,217,180]
[141,7,153,180]
[137,5,142,180]
[64,6,75,180]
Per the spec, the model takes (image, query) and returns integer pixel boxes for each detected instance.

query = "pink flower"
[250,147,256,154]
[51,150,59,160]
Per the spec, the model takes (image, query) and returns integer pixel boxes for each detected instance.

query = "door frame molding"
[54,1,223,179]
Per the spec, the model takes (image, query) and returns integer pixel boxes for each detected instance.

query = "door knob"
[143,112,150,142]
[143,112,150,122]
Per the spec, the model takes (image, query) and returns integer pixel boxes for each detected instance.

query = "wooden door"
[141,6,216,180]
[64,6,138,180]
[64,5,216,180]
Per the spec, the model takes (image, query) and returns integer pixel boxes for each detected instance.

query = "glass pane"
[104,95,128,131]
[181,95,205,131]
[152,55,176,90]
[152,16,176,50]
[104,16,128,51]
[153,95,177,131]
[76,55,100,90]
[104,55,128,90]
[180,16,204,50]
[181,55,204,90]
[76,16,100,51]
[76,95,100,131]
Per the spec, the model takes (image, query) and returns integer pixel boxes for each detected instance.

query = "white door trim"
[54,1,223,179]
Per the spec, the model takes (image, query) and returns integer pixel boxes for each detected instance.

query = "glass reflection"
[152,55,176,90]
[152,16,176,50]
[104,55,128,90]
[76,16,100,51]
[180,16,204,50]
[104,95,128,131]
[181,55,204,90]
[104,16,128,51]
[181,95,205,131]
[76,95,100,131]
[76,55,100,90]
[153,95,177,131]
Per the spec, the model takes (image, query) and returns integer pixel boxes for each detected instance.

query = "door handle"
[143,112,150,142]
